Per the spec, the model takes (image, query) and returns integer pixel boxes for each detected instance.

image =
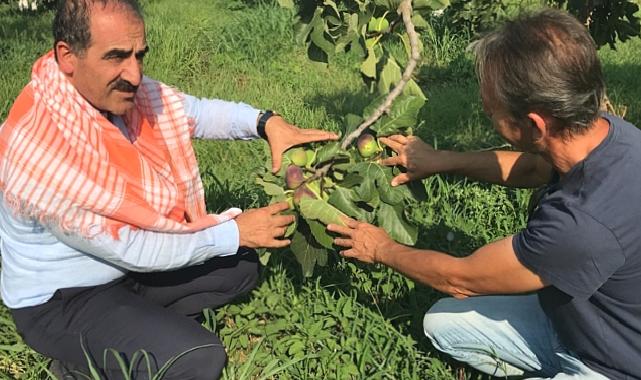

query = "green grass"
[1,1,640,379]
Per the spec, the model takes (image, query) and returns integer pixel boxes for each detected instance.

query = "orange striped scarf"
[0,51,240,239]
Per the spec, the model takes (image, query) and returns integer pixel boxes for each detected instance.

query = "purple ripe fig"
[289,148,308,167]
[357,133,380,158]
[293,185,317,205]
[285,165,304,189]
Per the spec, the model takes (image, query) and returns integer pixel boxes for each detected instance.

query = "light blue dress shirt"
[0,94,261,309]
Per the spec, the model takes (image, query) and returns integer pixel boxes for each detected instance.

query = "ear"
[55,41,77,75]
[526,112,548,142]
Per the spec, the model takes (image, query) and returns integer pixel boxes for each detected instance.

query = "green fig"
[357,133,381,158]
[285,165,304,189]
[289,148,308,167]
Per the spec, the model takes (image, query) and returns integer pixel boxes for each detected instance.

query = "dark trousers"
[10,249,259,380]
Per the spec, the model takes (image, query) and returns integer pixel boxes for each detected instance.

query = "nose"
[121,55,143,88]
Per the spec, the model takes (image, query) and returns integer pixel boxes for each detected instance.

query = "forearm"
[439,150,552,188]
[377,243,472,298]
[376,237,546,297]
[49,220,240,272]
[183,94,261,140]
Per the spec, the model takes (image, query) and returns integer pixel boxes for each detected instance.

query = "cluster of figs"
[284,133,382,208]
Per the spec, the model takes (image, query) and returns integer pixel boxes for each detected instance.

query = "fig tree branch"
[339,0,420,150]
[311,0,420,181]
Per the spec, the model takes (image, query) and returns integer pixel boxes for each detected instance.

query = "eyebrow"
[102,45,149,60]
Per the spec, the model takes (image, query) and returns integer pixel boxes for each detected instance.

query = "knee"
[164,342,227,380]
[233,249,259,294]
[423,297,460,346]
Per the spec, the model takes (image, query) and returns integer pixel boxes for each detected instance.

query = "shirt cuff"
[235,106,261,139]
[206,219,240,257]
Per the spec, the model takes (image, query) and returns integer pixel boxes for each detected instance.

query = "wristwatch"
[257,110,278,140]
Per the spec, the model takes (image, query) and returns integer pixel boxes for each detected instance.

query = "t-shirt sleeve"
[513,200,625,299]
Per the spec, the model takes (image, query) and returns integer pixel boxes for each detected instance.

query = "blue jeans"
[423,294,609,379]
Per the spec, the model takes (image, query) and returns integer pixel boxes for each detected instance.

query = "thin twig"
[312,0,421,180]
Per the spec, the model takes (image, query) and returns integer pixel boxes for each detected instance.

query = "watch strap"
[257,110,275,140]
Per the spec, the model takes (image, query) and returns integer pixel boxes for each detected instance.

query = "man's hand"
[264,116,339,172]
[327,218,398,264]
[378,135,442,186]
[235,202,295,248]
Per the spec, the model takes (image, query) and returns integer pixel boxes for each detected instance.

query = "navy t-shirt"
[513,114,641,379]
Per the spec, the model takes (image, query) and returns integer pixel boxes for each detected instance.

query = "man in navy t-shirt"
[513,112,641,379]
[327,8,641,379]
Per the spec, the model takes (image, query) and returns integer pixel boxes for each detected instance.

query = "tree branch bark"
[340,0,420,150]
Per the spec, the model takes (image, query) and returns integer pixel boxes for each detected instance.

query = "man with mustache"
[0,0,336,379]
[329,9,641,379]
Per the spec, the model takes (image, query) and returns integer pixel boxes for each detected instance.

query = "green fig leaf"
[377,202,417,245]
[343,113,363,139]
[371,95,425,137]
[256,177,285,197]
[411,14,430,29]
[378,57,402,95]
[307,219,335,249]
[414,0,450,10]
[360,45,378,78]
[373,0,401,10]
[276,0,294,9]
[315,142,341,165]
[316,143,349,166]
[310,10,335,59]
[328,186,367,220]
[340,173,365,188]
[290,230,328,277]
[403,78,427,100]
[285,215,297,237]
[377,166,410,205]
[299,198,348,226]
[399,31,424,58]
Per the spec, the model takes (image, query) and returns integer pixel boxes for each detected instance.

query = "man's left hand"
[327,218,397,264]
[265,116,339,172]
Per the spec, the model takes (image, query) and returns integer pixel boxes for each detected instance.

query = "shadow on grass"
[303,88,373,128]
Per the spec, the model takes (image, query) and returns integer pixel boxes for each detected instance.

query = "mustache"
[112,79,138,93]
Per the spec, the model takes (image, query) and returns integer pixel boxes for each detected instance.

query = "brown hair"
[471,8,605,135]
[53,0,143,57]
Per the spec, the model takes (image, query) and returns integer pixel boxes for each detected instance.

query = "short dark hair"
[471,8,605,135]
[53,0,143,57]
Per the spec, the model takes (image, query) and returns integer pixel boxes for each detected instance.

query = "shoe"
[47,359,78,380]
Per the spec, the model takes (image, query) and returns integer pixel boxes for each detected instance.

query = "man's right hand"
[235,202,295,249]
[378,135,445,186]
